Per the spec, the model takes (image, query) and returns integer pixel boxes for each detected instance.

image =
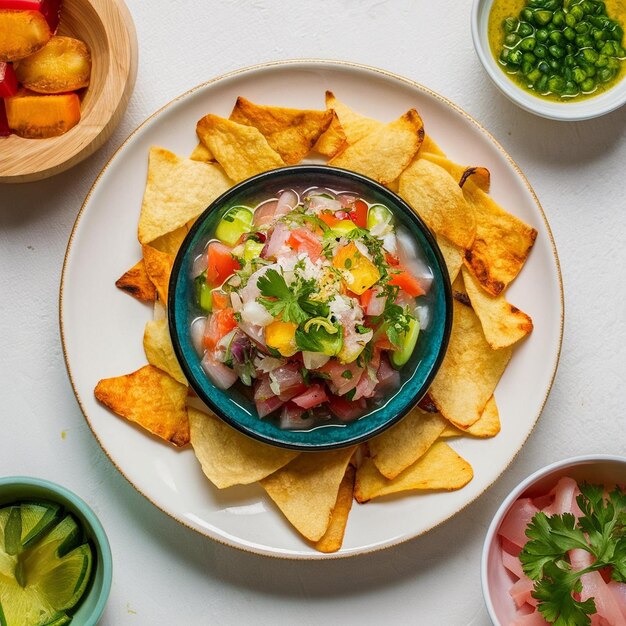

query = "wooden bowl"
[0,0,138,183]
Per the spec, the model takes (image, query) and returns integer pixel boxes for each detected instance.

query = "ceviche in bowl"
[168,165,452,449]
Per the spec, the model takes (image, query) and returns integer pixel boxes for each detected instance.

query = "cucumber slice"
[390,318,420,368]
[367,204,394,232]
[194,272,212,312]
[243,240,264,262]
[215,206,254,246]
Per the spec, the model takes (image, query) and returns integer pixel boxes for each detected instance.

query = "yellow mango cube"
[332,243,380,295]
[265,320,298,357]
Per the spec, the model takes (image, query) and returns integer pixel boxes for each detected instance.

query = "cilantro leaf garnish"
[256,269,315,324]
[518,482,626,625]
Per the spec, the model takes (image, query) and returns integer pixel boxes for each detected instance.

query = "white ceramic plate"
[60,60,563,560]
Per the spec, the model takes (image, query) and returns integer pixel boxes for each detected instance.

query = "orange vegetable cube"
[265,320,298,357]
[15,36,91,93]
[332,242,380,295]
[5,90,81,138]
[0,10,51,62]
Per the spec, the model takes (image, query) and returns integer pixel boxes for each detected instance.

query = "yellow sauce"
[488,0,626,102]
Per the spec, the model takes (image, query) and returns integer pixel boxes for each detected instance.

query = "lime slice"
[20,503,61,550]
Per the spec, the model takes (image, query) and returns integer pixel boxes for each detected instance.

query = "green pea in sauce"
[488,0,626,102]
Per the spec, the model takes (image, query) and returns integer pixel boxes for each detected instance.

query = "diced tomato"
[388,265,425,297]
[318,212,341,228]
[0,99,10,137]
[360,288,374,310]
[350,199,368,228]
[385,252,400,266]
[256,395,284,418]
[206,241,240,286]
[211,289,229,311]
[286,227,322,261]
[291,384,328,409]
[202,308,237,350]
[328,395,366,422]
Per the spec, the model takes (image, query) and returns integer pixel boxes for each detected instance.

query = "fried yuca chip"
[142,245,174,303]
[369,408,447,480]
[314,465,355,553]
[196,114,284,183]
[429,297,513,428]
[420,134,446,157]
[462,184,538,296]
[462,267,532,349]
[260,446,356,542]
[398,158,475,249]
[115,259,155,302]
[229,96,333,165]
[143,319,187,385]
[436,235,464,284]
[189,142,214,162]
[138,147,231,245]
[325,91,383,144]
[459,166,490,193]
[188,408,298,489]
[354,442,473,503]
[313,110,347,157]
[329,109,424,186]
[440,395,501,438]
[94,365,189,447]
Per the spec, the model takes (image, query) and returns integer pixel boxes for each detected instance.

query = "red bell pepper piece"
[350,199,368,228]
[0,99,11,136]
[0,62,18,98]
[0,0,62,31]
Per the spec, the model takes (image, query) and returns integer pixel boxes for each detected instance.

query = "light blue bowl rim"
[169,165,452,450]
[0,475,112,625]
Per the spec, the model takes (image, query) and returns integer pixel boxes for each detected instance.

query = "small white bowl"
[481,455,626,625]
[471,0,626,121]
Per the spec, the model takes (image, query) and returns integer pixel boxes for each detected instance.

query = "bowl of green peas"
[472,0,626,120]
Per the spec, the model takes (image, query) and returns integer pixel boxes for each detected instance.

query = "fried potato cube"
[15,36,91,93]
[333,242,380,295]
[0,10,51,62]
[5,90,80,138]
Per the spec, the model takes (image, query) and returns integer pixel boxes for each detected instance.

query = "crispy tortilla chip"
[115,259,155,302]
[439,424,463,438]
[325,91,383,144]
[462,267,533,349]
[459,166,490,192]
[142,245,174,303]
[398,157,475,249]
[440,395,500,438]
[260,446,356,542]
[150,224,191,256]
[138,147,232,245]
[314,465,355,553]
[143,319,187,385]
[229,96,333,165]
[329,109,424,185]
[94,365,189,447]
[369,409,447,480]
[313,110,348,157]
[463,185,538,296]
[354,442,473,503]
[421,134,446,156]
[436,235,464,283]
[429,298,513,428]
[196,114,284,183]
[189,141,214,162]
[188,408,298,489]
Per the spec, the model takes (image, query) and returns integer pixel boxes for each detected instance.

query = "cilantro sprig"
[256,269,317,324]
[519,482,626,625]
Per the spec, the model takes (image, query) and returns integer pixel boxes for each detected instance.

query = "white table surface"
[2,1,626,624]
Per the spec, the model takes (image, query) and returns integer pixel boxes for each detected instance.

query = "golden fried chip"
[188,408,298,489]
[462,267,533,349]
[195,114,285,183]
[440,395,500,438]
[325,91,383,144]
[429,298,513,428]
[260,446,356,542]
[329,109,424,185]
[436,235,464,283]
[421,134,446,156]
[115,259,155,302]
[314,465,355,553]
[369,408,447,480]
[142,245,174,303]
[94,365,189,447]
[150,224,190,256]
[143,319,186,385]
[354,442,473,503]
[138,147,232,245]
[459,166,490,193]
[229,96,333,165]
[462,184,538,296]
[313,110,348,157]
[398,157,475,249]
[439,424,463,438]
[189,142,214,162]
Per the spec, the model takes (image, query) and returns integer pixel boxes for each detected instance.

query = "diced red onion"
[275,189,299,217]
[192,251,208,278]
[190,317,207,355]
[241,300,274,327]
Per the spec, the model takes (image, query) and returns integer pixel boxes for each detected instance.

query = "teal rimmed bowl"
[168,165,452,450]
[0,476,112,626]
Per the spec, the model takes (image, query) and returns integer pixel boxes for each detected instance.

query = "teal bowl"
[0,476,112,626]
[169,165,452,450]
